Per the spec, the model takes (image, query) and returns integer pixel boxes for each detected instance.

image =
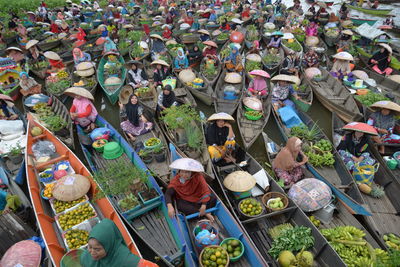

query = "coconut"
[304,67,321,80]
[278,251,296,267]
[224,72,242,84]
[104,77,122,85]
[179,69,196,83]
[246,53,262,63]
[296,251,314,267]
[305,36,319,47]
[31,126,43,137]
[388,75,400,84]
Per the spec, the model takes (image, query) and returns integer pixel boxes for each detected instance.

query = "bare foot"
[205,213,215,223]
[127,134,136,142]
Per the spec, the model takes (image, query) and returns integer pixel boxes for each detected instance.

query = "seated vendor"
[173,48,189,71]
[67,88,98,131]
[368,44,393,76]
[19,72,42,96]
[166,158,216,222]
[271,75,300,110]
[126,60,149,89]
[272,137,308,186]
[157,85,178,112]
[0,99,18,120]
[224,44,243,73]
[206,112,246,166]
[44,51,65,74]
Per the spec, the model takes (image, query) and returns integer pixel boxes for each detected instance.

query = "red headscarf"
[168,172,211,203]
[50,23,60,33]
[77,28,86,41]
[162,27,172,39]
[49,59,65,69]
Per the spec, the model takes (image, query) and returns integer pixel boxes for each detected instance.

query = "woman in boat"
[126,60,149,89]
[157,84,178,112]
[325,13,339,29]
[150,34,167,60]
[188,45,202,65]
[119,94,153,141]
[80,218,158,267]
[26,40,45,63]
[368,44,393,76]
[247,71,269,98]
[303,49,320,68]
[190,18,200,32]
[103,37,117,54]
[339,3,349,20]
[272,136,308,186]
[220,18,231,32]
[202,41,218,59]
[248,40,261,55]
[330,51,353,79]
[173,47,189,71]
[73,47,92,66]
[44,51,65,74]
[280,51,300,76]
[152,59,171,88]
[224,43,243,73]
[162,25,172,39]
[271,75,300,110]
[206,112,246,166]
[198,29,210,42]
[99,25,109,38]
[68,88,98,131]
[337,126,375,172]
[166,158,216,222]
[19,72,42,96]
[305,21,318,37]
[337,30,353,52]
[0,99,18,120]
[267,32,283,49]
[367,101,400,153]
[6,47,25,66]
[209,10,217,23]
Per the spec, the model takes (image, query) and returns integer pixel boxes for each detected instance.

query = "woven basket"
[199,245,229,267]
[262,192,288,213]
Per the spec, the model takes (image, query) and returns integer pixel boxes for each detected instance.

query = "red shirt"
[70,104,92,118]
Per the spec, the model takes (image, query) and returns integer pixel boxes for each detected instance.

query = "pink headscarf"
[73,48,84,61]
[253,40,259,50]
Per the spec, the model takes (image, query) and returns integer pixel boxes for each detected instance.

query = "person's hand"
[70,113,76,119]
[302,154,308,164]
[167,205,175,218]
[118,102,123,109]
[2,206,10,214]
[9,114,18,120]
[379,128,389,135]
[199,204,206,217]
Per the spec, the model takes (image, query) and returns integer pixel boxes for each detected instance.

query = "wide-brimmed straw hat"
[169,158,205,172]
[232,18,243,24]
[125,60,143,68]
[123,24,134,29]
[119,85,133,105]
[207,112,235,122]
[378,43,392,54]
[249,69,270,78]
[26,40,39,50]
[342,122,378,136]
[64,87,94,100]
[151,59,169,67]
[150,34,163,40]
[271,74,300,85]
[5,47,23,53]
[223,171,256,192]
[342,29,353,36]
[370,100,400,116]
[44,51,61,60]
[76,62,94,77]
[203,40,217,48]
[52,174,91,201]
[198,29,210,35]
[333,51,353,61]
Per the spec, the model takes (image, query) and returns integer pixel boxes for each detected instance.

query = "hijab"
[337,132,368,157]
[104,37,117,52]
[273,137,302,171]
[125,95,140,127]
[206,122,229,146]
[80,219,141,267]
[176,47,186,61]
[228,44,239,65]
[168,172,211,203]
[162,86,176,108]
[73,48,84,61]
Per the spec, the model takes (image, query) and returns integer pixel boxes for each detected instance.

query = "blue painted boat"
[76,115,196,267]
[169,143,269,266]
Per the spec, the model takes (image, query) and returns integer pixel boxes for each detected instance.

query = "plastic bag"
[89,127,111,141]
[353,163,379,186]
[32,140,56,160]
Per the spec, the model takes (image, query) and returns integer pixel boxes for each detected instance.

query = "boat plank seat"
[34,154,69,171]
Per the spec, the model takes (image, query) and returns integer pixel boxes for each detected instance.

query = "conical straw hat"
[223,171,256,192]
[64,87,94,100]
[169,158,205,172]
[52,174,91,201]
[44,51,61,60]
[26,40,39,50]
[119,85,133,105]
[207,112,235,121]
[271,74,300,85]
[370,100,400,116]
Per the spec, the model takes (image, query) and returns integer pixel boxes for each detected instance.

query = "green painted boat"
[350,17,378,26]
[346,4,393,16]
[356,46,400,71]
[97,52,127,105]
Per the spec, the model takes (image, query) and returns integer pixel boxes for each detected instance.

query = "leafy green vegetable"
[245,60,261,72]
[283,39,302,52]
[46,80,71,95]
[354,91,389,107]
[217,32,229,41]
[289,123,320,142]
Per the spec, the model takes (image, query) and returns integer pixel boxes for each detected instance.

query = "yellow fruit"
[358,183,372,194]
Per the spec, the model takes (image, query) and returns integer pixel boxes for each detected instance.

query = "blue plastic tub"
[224,91,238,100]
[278,106,302,128]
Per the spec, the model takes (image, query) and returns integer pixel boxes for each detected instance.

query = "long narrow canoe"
[97,52,127,105]
[214,69,245,115]
[211,133,349,266]
[199,57,222,89]
[169,143,269,266]
[76,115,196,267]
[25,116,140,267]
[345,4,393,16]
[71,69,98,97]
[356,46,400,72]
[282,38,303,59]
[304,68,363,123]
[349,17,378,26]
[261,47,285,76]
[179,68,215,106]
[237,93,272,150]
[332,112,400,248]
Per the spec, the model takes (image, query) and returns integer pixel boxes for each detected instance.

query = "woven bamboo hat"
[151,59,169,67]
[150,34,163,40]
[223,171,256,192]
[370,100,400,116]
[119,85,133,105]
[52,174,91,201]
[169,158,205,172]
[64,87,94,100]
[207,112,235,121]
[224,72,242,84]
[26,40,39,50]
[44,51,61,60]
[271,74,300,85]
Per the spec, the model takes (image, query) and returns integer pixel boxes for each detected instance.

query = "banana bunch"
[309,216,320,228]
[383,233,400,250]
[74,80,85,86]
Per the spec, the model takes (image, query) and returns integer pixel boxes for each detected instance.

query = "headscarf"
[176,47,185,61]
[49,59,65,69]
[77,28,86,41]
[80,219,141,267]
[125,95,140,127]
[104,37,117,52]
[206,121,230,146]
[73,48,84,62]
[337,132,368,157]
[162,85,176,108]
[152,38,165,53]
[168,172,211,203]
[228,44,239,65]
[19,71,28,78]
[273,137,302,171]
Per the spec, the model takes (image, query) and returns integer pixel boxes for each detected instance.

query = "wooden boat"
[303,37,331,68]
[211,134,352,266]
[214,69,245,115]
[345,4,393,17]
[37,38,61,51]
[281,38,303,59]
[178,68,215,106]
[261,133,380,263]
[76,115,196,267]
[349,16,378,26]
[199,57,222,89]
[25,116,141,267]
[22,94,74,149]
[323,28,340,48]
[260,47,285,76]
[71,70,98,96]
[304,68,363,123]
[169,143,270,266]
[97,52,127,105]
[44,68,72,98]
[332,112,400,248]
[237,93,272,150]
[356,46,400,72]
[28,60,48,80]
[119,105,171,185]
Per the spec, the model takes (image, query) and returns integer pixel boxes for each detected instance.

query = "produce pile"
[64,229,89,250]
[118,194,140,212]
[201,246,229,267]
[32,103,67,132]
[57,203,96,231]
[384,233,400,251]
[262,53,281,66]
[52,196,87,214]
[244,110,262,120]
[202,59,217,78]
[325,28,340,38]
[354,91,389,107]
[239,198,263,216]
[246,25,259,42]
[46,71,71,95]
[221,239,243,260]
[74,77,96,88]
[166,43,185,57]
[136,87,151,96]
[245,60,262,73]
[266,197,285,210]
[186,78,204,88]
[31,61,49,70]
[321,226,394,267]
[217,32,229,41]
[43,183,55,198]
[145,137,161,147]
[283,39,302,52]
